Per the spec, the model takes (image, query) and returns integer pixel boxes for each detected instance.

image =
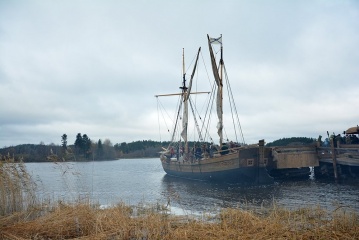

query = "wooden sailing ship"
[156,35,273,184]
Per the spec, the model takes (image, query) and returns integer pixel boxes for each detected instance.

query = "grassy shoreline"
[1,202,358,239]
[1,156,359,239]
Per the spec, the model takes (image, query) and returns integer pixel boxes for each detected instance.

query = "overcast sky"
[1,0,358,148]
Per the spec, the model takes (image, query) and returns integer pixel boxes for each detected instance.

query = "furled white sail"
[207,35,223,144]
[181,93,188,141]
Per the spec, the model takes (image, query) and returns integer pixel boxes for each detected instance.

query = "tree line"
[265,137,316,147]
[0,134,168,162]
[0,136,317,162]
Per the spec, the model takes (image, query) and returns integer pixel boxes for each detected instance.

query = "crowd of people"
[166,141,241,162]
[320,130,359,147]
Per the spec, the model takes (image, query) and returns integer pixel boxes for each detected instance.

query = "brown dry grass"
[1,155,359,239]
[1,201,358,239]
[0,204,359,239]
[0,154,38,216]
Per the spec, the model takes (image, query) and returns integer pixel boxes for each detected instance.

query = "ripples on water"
[26,158,359,215]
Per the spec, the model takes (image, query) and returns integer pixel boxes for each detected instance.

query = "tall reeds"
[0,154,38,217]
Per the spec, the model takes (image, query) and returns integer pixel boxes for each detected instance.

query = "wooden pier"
[315,142,359,179]
[267,145,318,178]
[267,142,359,179]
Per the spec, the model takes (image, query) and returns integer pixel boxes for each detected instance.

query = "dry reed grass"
[1,155,358,239]
[0,154,38,217]
[1,200,358,239]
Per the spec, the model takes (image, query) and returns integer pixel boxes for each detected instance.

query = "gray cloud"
[1,1,358,147]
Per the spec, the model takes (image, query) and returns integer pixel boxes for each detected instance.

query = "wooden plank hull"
[160,147,274,185]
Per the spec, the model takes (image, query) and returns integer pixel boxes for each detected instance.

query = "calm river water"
[26,158,359,215]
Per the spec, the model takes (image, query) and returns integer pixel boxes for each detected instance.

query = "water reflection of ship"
[160,174,278,213]
[161,174,359,214]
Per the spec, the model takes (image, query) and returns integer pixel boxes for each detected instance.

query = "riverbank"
[1,157,359,239]
[1,202,358,239]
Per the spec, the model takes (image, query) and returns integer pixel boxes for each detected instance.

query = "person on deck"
[195,145,202,160]
[170,147,174,158]
[209,143,214,158]
[220,143,229,155]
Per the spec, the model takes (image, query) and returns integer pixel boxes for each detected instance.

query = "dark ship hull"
[160,145,274,185]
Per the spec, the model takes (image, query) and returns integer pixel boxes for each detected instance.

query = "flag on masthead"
[209,36,222,45]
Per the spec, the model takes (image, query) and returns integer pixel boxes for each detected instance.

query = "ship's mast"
[155,47,204,157]
[180,48,189,155]
[219,34,224,147]
[181,48,187,92]
[180,47,201,156]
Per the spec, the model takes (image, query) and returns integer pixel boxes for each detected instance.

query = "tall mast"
[219,34,223,147]
[182,48,185,80]
[180,47,201,156]
[180,48,187,93]
[220,34,223,90]
[155,47,205,157]
[182,48,186,89]
[180,48,188,155]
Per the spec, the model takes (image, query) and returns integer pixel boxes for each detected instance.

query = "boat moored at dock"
[156,35,273,185]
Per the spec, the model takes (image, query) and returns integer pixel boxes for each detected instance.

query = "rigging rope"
[171,95,183,143]
[224,63,238,144]
[224,64,246,145]
[156,46,245,151]
[182,50,217,144]
[156,97,171,134]
[188,98,204,141]
[200,51,214,87]
[200,82,216,143]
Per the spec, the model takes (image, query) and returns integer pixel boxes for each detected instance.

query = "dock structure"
[266,145,319,179]
[314,126,359,179]
[315,142,359,179]
[266,141,359,180]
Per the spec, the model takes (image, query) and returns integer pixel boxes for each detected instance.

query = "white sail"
[181,94,188,141]
[207,35,223,144]
[216,88,223,142]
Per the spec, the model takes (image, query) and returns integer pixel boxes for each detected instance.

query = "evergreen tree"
[82,134,92,158]
[61,134,67,151]
[266,137,316,147]
[120,142,129,154]
[97,139,104,159]
[74,133,83,154]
